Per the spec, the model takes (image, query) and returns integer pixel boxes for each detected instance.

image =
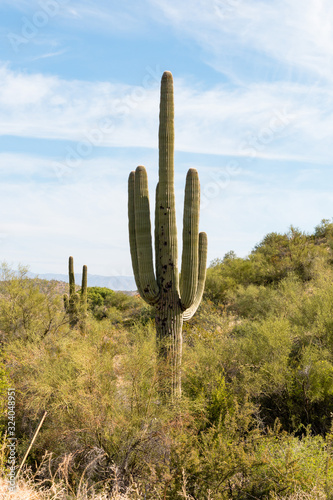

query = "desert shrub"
[255,426,333,498]
[2,219,333,500]
[87,287,151,325]
[205,252,257,304]
[182,298,229,346]
[0,263,66,342]
[205,224,332,306]
[3,315,179,494]
[87,286,116,319]
[227,283,280,319]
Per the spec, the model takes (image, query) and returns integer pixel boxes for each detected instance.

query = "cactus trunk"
[155,72,182,397]
[155,297,183,398]
[128,71,208,398]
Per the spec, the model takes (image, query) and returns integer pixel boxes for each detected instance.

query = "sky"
[1,0,333,277]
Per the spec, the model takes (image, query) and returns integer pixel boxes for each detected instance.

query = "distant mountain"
[27,272,137,292]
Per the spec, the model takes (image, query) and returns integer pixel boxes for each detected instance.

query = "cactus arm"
[81,265,87,299]
[81,265,87,307]
[155,182,161,288]
[134,166,160,304]
[69,256,75,296]
[63,294,69,312]
[180,168,200,309]
[129,169,158,304]
[128,171,143,295]
[80,265,88,333]
[158,71,179,295]
[183,231,208,322]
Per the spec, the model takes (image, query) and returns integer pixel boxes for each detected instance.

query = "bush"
[0,263,66,342]
[2,219,333,500]
[87,287,151,324]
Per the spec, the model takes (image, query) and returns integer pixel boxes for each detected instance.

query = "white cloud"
[0,155,132,275]
[0,65,55,107]
[5,0,333,85]
[0,153,58,178]
[2,0,151,36]
[1,152,333,274]
[30,49,67,61]
[1,64,333,165]
[1,0,333,277]
[61,2,145,33]
[149,0,333,83]
[0,63,160,143]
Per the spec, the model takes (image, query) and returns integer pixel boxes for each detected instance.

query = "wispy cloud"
[4,0,333,84]
[149,0,333,83]
[60,1,148,33]
[2,151,333,273]
[0,64,332,164]
[29,48,67,61]
[1,0,333,276]
[1,0,152,36]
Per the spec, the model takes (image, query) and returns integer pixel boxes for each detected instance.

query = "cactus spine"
[64,256,88,329]
[128,71,208,398]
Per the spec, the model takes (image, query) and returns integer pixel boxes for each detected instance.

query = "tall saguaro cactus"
[128,71,208,397]
[63,256,88,329]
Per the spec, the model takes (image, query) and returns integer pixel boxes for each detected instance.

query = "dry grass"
[270,489,327,500]
[0,475,328,500]
[0,450,142,500]
[0,476,136,499]
[0,477,42,500]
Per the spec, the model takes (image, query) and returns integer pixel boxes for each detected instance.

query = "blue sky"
[1,0,333,276]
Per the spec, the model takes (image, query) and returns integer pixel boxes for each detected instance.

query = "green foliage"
[7,303,332,498]
[87,287,151,324]
[0,262,66,342]
[87,286,115,307]
[203,221,333,438]
[205,251,257,304]
[205,222,333,305]
[2,219,333,497]
[87,286,115,319]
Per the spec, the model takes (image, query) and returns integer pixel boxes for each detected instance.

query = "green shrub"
[0,263,65,342]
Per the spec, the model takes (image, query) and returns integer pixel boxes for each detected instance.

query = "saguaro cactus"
[80,264,88,332]
[128,71,208,397]
[81,264,88,313]
[63,257,88,329]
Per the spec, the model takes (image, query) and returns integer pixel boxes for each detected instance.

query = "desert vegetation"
[2,220,333,498]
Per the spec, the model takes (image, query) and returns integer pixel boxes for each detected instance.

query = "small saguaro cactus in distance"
[80,264,88,332]
[63,256,88,329]
[81,264,88,313]
[128,71,208,398]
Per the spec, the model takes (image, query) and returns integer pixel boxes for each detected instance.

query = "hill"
[27,272,136,291]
